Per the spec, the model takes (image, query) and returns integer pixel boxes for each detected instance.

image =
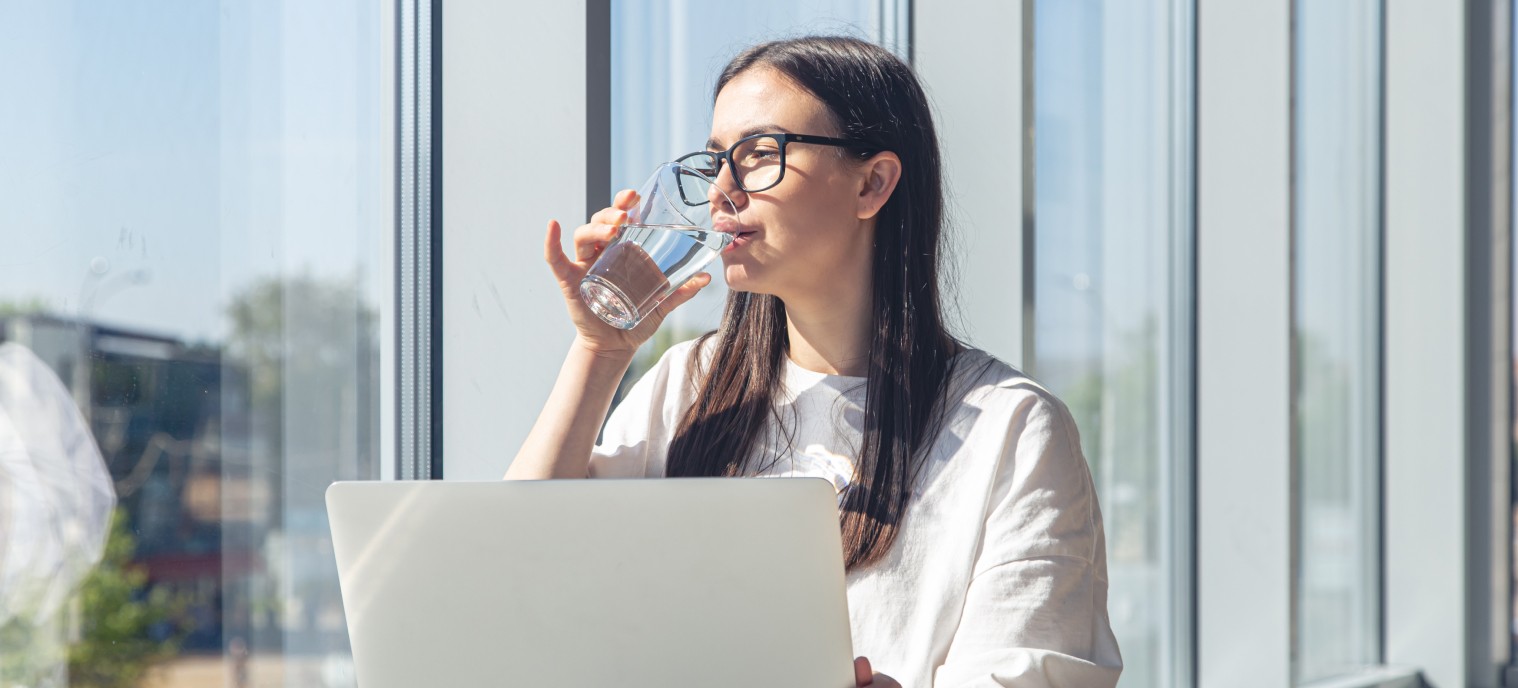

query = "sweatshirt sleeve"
[932,389,1123,688]
[586,340,696,479]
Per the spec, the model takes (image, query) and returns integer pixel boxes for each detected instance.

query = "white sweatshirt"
[589,339,1123,688]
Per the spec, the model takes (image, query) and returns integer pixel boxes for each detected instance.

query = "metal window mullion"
[1467,0,1514,681]
[1019,0,1035,369]
[397,0,433,481]
[398,0,415,480]
[1169,1,1198,686]
[418,0,434,481]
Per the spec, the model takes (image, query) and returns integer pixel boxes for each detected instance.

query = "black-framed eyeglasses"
[672,132,882,206]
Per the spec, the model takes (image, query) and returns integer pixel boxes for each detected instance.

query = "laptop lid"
[326,478,855,688]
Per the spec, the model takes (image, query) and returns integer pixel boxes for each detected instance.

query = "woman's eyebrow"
[706,125,796,150]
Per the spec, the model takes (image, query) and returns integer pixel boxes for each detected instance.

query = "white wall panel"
[443,0,590,480]
[914,0,1029,367]
[1196,1,1294,685]
[1384,1,1471,685]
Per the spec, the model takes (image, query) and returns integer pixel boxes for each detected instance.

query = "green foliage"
[0,508,188,688]
[0,297,49,318]
[67,509,189,688]
[224,271,380,464]
[0,612,66,686]
[225,271,378,405]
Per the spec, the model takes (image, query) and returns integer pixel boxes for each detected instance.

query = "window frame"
[397,0,441,481]
[1290,0,1388,680]
[1384,0,1512,686]
[1478,0,1516,684]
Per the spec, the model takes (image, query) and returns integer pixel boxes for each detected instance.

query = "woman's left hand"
[854,656,902,687]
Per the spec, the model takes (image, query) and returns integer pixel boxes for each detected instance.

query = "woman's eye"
[751,149,779,159]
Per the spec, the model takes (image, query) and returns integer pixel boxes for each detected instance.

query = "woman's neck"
[781,280,873,378]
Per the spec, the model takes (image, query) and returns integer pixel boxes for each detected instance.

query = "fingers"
[544,220,572,276]
[588,206,629,227]
[585,191,638,227]
[655,273,711,315]
[854,657,873,686]
[613,188,640,211]
[570,191,639,264]
[572,221,622,262]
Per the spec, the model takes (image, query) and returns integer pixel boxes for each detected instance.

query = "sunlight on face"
[708,68,876,302]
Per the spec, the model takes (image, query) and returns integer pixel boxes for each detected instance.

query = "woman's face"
[705,68,880,300]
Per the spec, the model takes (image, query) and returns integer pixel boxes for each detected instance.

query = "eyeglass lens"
[677,135,786,204]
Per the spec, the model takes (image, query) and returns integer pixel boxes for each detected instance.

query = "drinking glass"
[579,162,737,330]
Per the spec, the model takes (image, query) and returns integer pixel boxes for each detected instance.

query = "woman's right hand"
[543,188,713,360]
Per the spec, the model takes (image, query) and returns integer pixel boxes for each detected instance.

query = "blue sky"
[0,1,383,343]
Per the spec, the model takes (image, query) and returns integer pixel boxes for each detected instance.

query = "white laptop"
[326,478,856,688]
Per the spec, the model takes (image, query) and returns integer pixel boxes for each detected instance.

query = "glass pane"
[1292,0,1384,682]
[1032,2,1195,686]
[0,3,390,686]
[609,0,891,382]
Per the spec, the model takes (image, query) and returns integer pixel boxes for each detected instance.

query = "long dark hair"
[665,36,959,572]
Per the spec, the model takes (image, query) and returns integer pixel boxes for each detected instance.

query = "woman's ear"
[855,151,902,220]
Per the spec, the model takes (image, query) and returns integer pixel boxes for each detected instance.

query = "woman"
[506,35,1122,688]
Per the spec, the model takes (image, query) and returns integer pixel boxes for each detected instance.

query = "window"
[0,2,391,685]
[1032,1,1196,686]
[1291,0,1384,682]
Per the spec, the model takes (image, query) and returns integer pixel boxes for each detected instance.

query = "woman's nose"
[708,165,745,212]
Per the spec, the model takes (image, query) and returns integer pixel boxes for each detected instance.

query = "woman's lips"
[725,231,754,252]
[714,218,755,251]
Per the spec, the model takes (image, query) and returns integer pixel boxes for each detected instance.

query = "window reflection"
[1033,2,1195,686]
[1292,0,1383,682]
[0,2,388,686]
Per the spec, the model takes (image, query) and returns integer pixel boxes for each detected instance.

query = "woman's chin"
[723,263,789,298]
[722,265,756,293]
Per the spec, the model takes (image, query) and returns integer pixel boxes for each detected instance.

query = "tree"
[0,508,187,688]
[0,297,49,318]
[66,509,189,688]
